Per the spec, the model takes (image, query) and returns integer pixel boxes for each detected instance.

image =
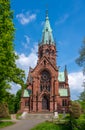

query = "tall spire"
[40,10,55,45]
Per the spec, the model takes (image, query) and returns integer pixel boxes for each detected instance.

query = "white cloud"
[16,44,38,77]
[68,71,84,100]
[24,35,30,44]
[22,35,30,49]
[9,82,21,94]
[55,14,69,25]
[16,11,36,25]
[10,45,38,94]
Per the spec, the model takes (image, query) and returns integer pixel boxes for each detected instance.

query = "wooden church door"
[42,95,49,110]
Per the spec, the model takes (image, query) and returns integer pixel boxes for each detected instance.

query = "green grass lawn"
[0,116,11,120]
[0,121,15,128]
[31,121,71,130]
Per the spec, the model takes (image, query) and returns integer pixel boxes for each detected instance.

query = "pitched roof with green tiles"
[23,89,32,97]
[59,89,68,97]
[58,72,65,82]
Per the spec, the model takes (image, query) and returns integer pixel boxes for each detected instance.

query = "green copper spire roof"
[40,10,55,45]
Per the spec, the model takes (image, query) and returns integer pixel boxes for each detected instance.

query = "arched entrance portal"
[42,95,50,110]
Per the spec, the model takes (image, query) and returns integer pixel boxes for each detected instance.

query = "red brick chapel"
[20,10,70,113]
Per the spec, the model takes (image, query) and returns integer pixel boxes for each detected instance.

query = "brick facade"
[20,11,70,113]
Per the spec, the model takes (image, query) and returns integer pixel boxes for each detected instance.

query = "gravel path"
[1,119,45,130]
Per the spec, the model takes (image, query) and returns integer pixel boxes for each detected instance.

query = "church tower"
[38,10,56,66]
[20,10,70,113]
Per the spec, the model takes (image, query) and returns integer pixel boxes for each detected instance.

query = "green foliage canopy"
[14,89,22,113]
[0,0,25,102]
[76,38,85,74]
[69,101,81,119]
[79,90,85,113]
[79,91,85,101]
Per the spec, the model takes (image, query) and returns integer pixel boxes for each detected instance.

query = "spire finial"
[45,8,49,20]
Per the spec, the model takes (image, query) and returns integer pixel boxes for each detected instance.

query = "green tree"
[6,92,16,114]
[0,0,25,103]
[78,84,85,113]
[79,91,85,101]
[76,38,85,74]
[69,101,81,119]
[69,101,82,130]
[14,89,22,113]
[76,38,85,114]
[4,90,22,114]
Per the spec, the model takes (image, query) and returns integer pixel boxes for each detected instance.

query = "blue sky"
[11,0,85,100]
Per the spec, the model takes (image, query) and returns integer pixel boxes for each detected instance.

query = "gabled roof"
[58,72,65,82]
[31,56,58,74]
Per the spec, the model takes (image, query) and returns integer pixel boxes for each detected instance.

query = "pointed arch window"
[40,70,51,92]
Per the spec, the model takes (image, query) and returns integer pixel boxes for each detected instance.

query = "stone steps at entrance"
[25,113,53,120]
